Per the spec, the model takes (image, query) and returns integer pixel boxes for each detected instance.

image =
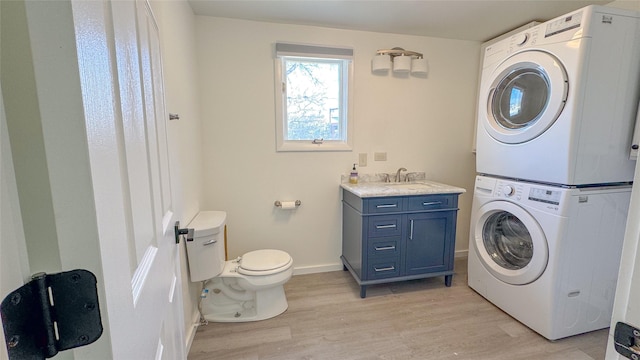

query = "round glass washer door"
[482,50,568,144]
[473,201,548,285]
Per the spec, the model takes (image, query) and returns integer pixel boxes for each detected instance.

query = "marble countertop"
[340,173,466,198]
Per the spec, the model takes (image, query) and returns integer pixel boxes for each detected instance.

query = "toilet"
[185,211,293,322]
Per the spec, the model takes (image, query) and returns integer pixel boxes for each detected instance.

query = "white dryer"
[476,6,640,186]
[468,175,631,340]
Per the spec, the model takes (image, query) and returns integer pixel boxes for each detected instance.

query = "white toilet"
[185,211,293,322]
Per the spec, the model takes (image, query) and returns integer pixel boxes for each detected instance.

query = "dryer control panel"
[545,11,583,38]
[497,179,564,213]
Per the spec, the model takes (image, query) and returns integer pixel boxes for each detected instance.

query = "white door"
[72,0,185,358]
[606,162,640,357]
[1,0,185,358]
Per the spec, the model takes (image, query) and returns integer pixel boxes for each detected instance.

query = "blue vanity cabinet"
[341,189,460,298]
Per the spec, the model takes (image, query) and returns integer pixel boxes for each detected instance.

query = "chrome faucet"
[395,167,407,182]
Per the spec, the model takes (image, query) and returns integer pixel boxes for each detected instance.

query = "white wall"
[195,17,480,274]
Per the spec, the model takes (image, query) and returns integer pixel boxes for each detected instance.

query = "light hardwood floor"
[188,257,609,359]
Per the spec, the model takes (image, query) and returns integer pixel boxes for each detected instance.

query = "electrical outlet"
[359,153,367,167]
[374,152,387,161]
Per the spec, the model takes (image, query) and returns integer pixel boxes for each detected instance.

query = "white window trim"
[274,42,354,152]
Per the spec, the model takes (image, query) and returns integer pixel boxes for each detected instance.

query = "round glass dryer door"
[492,68,549,130]
[473,201,548,285]
[482,50,568,144]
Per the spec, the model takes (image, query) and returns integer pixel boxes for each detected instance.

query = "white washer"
[476,5,640,186]
[468,175,631,340]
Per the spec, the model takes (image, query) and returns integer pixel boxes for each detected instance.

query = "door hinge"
[614,321,640,359]
[1,269,103,359]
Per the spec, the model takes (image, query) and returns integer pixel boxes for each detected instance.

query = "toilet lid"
[238,249,292,275]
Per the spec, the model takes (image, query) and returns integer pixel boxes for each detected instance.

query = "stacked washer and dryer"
[468,5,640,340]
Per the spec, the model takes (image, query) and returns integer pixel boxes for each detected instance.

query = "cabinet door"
[404,211,455,276]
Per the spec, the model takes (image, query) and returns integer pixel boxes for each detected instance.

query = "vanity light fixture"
[371,47,428,76]
[394,54,411,72]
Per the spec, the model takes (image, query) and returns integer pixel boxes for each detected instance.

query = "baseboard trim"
[185,309,200,355]
[293,263,343,275]
[455,249,468,258]
[293,250,469,276]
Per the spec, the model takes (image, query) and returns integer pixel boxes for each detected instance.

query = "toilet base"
[202,280,289,322]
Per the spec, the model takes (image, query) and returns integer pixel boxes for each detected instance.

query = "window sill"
[276,141,352,152]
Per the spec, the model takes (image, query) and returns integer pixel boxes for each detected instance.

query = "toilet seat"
[238,249,292,276]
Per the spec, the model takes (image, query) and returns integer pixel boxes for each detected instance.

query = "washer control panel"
[476,175,567,214]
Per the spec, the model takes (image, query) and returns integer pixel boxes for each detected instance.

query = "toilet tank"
[185,211,227,282]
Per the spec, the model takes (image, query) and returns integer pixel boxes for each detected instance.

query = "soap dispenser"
[349,164,359,184]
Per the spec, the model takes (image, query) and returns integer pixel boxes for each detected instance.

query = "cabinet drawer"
[367,197,404,213]
[407,194,456,211]
[368,215,402,237]
[368,237,400,258]
[367,259,401,280]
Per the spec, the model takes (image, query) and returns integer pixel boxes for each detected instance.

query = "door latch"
[1,269,103,359]
[614,321,640,359]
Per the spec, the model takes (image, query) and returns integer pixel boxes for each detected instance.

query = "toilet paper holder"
[274,200,301,207]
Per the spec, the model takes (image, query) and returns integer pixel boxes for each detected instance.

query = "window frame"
[274,43,354,152]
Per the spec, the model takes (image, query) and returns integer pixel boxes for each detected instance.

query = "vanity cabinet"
[341,189,460,298]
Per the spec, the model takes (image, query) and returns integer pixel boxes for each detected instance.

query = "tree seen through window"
[285,58,341,140]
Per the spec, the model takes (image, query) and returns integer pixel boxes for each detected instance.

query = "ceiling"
[187,0,618,42]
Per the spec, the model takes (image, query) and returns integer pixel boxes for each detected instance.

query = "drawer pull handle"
[376,224,396,229]
[422,201,442,206]
[375,246,396,251]
[376,204,398,208]
[374,266,395,272]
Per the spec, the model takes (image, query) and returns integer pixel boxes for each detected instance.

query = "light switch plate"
[358,153,367,167]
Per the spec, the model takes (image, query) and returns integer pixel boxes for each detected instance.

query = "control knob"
[513,33,528,46]
[503,185,515,196]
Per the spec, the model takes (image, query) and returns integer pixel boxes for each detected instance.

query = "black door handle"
[174,221,194,243]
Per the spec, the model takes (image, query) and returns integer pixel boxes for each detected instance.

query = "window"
[274,43,354,152]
